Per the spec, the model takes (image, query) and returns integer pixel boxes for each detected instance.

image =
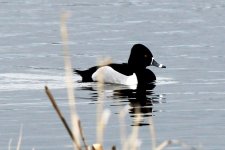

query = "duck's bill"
[151,58,166,68]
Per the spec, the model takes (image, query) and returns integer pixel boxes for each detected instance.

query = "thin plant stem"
[119,105,129,150]
[78,120,88,150]
[8,139,12,150]
[96,58,111,144]
[45,86,80,150]
[16,125,23,150]
[60,12,81,149]
[129,113,141,150]
[149,116,157,150]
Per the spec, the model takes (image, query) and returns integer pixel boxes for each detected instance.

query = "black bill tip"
[159,64,166,68]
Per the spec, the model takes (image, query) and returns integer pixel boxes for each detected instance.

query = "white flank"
[92,66,137,85]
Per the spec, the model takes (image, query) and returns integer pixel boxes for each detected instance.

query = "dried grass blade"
[45,86,80,150]
[16,125,23,150]
[60,12,81,149]
[8,139,12,150]
[149,116,157,150]
[78,120,88,150]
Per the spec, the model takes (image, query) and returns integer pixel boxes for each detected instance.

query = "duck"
[74,44,166,85]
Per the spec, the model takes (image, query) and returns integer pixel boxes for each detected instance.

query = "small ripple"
[198,91,225,95]
[209,70,225,73]
[154,30,195,35]
[0,32,32,38]
[161,44,212,48]
[157,77,178,85]
[0,73,68,91]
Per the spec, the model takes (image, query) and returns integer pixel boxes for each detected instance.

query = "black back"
[74,63,133,82]
[109,63,133,76]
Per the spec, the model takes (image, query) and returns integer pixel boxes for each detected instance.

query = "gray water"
[1,0,225,149]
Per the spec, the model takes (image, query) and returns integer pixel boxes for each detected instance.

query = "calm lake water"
[1,0,225,149]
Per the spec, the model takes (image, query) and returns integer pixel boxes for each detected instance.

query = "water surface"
[1,0,225,149]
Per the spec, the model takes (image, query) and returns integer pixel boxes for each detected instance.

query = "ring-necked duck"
[74,44,166,85]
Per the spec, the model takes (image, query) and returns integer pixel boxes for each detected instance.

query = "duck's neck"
[134,70,146,84]
[128,64,148,84]
[135,71,148,103]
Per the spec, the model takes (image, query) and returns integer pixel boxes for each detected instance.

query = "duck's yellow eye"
[144,55,148,58]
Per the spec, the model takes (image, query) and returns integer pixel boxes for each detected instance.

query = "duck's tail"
[73,69,82,75]
[73,67,97,82]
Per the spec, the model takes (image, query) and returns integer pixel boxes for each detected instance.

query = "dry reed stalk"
[95,58,112,144]
[60,12,81,149]
[129,113,142,150]
[78,120,88,150]
[8,139,12,150]
[16,125,23,150]
[119,105,129,150]
[155,140,172,150]
[149,114,198,150]
[156,140,175,150]
[45,86,80,149]
[92,144,103,150]
[155,140,197,150]
[148,116,157,150]
[98,109,111,144]
[122,110,142,150]
[111,145,116,150]
[96,61,104,144]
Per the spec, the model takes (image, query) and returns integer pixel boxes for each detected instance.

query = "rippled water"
[1,0,225,150]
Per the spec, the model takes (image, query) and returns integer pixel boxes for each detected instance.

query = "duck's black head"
[128,44,166,71]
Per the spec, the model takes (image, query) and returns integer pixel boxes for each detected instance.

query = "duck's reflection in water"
[113,83,163,126]
[77,82,165,126]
